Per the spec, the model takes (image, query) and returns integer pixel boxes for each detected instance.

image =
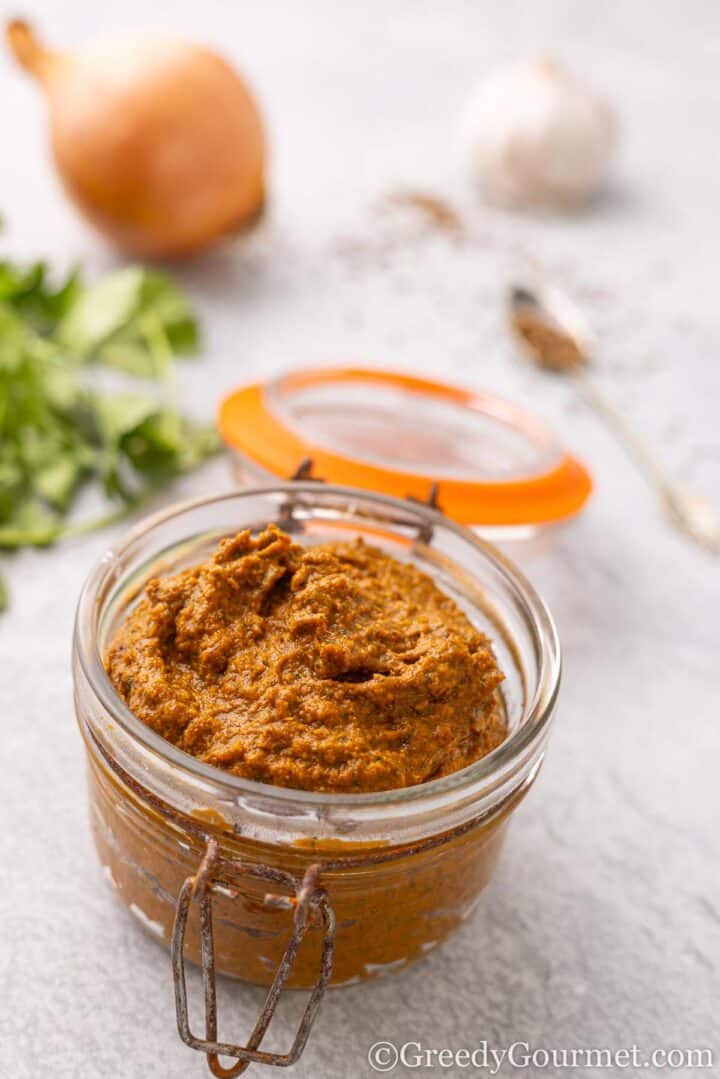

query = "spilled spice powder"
[381,189,465,237]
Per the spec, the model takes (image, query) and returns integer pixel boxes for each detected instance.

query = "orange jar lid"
[218,367,592,530]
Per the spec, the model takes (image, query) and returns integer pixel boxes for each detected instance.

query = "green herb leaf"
[0,258,217,611]
[0,498,62,549]
[0,261,82,333]
[56,266,199,374]
[33,454,85,511]
[56,266,145,357]
[96,392,160,442]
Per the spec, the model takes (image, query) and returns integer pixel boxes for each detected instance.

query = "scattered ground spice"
[332,187,468,266]
[380,189,465,237]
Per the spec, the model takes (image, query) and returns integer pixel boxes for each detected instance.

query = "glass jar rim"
[74,483,561,813]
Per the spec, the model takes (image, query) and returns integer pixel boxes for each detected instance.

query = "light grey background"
[1,2,718,1077]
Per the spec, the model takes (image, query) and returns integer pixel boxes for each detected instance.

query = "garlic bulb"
[461,57,616,208]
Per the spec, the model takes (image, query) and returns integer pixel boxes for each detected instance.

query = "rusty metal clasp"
[171,837,335,1076]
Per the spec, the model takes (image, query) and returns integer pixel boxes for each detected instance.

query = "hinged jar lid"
[218,367,592,531]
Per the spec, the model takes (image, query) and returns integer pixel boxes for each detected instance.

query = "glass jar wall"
[73,485,560,989]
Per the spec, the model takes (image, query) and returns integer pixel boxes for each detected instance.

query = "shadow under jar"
[72,484,560,1072]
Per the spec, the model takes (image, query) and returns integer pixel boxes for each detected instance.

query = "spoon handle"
[574,370,720,554]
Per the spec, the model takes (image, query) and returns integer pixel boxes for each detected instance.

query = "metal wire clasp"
[171,837,335,1076]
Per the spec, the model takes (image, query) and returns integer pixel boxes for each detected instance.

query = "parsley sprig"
[0,261,219,610]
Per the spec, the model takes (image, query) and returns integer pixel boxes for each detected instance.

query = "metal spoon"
[508,284,720,554]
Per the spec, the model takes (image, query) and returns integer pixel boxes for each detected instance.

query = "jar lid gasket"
[218,367,592,528]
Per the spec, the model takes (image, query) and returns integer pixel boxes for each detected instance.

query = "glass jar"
[72,484,560,1071]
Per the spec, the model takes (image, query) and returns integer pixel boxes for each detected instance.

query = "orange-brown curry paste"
[95,525,516,988]
[106,525,507,793]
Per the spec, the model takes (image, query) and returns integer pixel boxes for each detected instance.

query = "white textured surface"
[1,2,719,1077]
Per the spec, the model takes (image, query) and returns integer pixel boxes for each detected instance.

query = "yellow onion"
[6,19,266,258]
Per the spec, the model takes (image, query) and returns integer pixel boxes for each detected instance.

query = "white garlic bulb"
[461,57,617,208]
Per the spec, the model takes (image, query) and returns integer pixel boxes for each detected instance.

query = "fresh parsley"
[0,260,219,608]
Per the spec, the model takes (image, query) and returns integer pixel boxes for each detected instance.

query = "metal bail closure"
[171,837,335,1076]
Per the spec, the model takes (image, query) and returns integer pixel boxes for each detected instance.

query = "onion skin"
[6,20,266,258]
